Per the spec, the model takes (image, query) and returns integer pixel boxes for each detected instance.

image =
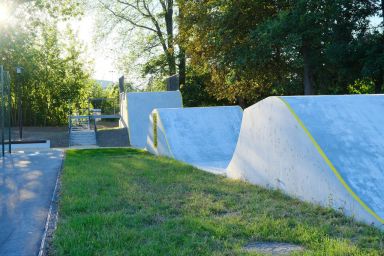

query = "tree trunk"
[375,71,383,93]
[236,96,246,108]
[165,0,176,76]
[302,42,314,95]
[381,0,384,23]
[377,0,384,93]
[178,48,186,87]
[178,6,186,87]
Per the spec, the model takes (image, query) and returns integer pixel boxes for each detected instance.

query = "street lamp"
[16,66,24,140]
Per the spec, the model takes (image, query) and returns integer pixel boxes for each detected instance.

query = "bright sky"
[66,13,120,82]
[1,1,119,82]
[0,2,11,24]
[0,8,7,23]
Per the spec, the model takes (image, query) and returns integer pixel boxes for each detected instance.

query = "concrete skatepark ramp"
[228,95,384,228]
[120,91,183,148]
[146,106,243,174]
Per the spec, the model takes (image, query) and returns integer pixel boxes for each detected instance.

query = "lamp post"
[16,66,23,140]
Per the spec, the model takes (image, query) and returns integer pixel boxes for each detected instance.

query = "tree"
[270,0,376,94]
[0,0,93,126]
[369,0,384,93]
[178,0,290,105]
[178,0,379,105]
[97,0,179,77]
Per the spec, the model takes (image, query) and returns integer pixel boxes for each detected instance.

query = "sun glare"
[0,4,10,24]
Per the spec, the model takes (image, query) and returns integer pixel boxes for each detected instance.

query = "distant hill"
[96,80,114,89]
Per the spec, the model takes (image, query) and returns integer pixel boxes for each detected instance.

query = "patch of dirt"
[216,211,241,218]
[243,242,305,255]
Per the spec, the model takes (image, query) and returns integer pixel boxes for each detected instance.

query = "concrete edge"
[38,151,64,256]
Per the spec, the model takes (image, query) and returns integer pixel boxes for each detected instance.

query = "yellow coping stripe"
[278,97,384,224]
[155,111,175,158]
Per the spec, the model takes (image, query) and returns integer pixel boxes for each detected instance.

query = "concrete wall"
[119,93,128,128]
[227,96,384,228]
[124,91,183,148]
[146,106,243,174]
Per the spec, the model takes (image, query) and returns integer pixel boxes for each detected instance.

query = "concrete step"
[71,134,95,137]
[70,130,97,147]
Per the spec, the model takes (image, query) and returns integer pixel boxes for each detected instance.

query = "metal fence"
[0,65,12,156]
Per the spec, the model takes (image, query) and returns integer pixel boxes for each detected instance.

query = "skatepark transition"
[146,106,243,174]
[120,91,182,148]
[121,90,383,228]
[227,95,384,228]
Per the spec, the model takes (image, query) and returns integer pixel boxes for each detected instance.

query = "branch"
[98,0,157,33]
[140,0,169,52]
[116,0,151,18]
[159,0,167,12]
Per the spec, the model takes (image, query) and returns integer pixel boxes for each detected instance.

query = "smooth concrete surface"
[121,91,183,148]
[227,95,384,228]
[146,106,243,174]
[0,150,63,256]
[119,92,128,128]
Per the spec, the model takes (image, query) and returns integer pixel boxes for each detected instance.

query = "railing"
[68,114,121,131]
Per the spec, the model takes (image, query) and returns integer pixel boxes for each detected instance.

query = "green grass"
[52,148,384,255]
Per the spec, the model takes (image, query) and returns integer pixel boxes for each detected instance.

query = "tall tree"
[179,0,378,104]
[178,0,292,104]
[98,0,178,77]
[377,0,384,93]
[0,0,93,126]
[255,0,376,95]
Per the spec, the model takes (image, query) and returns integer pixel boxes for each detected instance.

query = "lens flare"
[0,4,10,24]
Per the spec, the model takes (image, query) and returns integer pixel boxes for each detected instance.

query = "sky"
[65,12,120,82]
[0,0,137,84]
[1,1,120,82]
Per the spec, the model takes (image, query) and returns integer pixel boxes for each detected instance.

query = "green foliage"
[96,0,179,89]
[0,0,93,126]
[178,0,288,104]
[142,54,169,92]
[89,83,120,116]
[146,78,167,92]
[178,0,383,105]
[181,67,229,107]
[347,79,376,94]
[53,148,384,255]
[142,54,169,78]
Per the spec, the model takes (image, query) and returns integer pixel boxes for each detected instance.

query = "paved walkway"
[0,150,63,256]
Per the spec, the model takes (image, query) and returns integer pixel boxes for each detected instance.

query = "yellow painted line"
[278,97,384,224]
[156,112,175,158]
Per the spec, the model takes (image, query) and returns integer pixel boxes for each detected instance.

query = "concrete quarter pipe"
[228,95,384,228]
[120,91,183,148]
[146,106,243,174]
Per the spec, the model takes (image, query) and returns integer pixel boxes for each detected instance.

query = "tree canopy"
[178,0,384,106]
[0,0,94,126]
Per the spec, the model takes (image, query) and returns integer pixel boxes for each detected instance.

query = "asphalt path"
[0,150,63,256]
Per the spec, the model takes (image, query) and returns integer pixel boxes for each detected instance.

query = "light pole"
[16,66,23,140]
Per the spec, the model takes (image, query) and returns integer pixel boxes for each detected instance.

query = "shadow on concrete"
[0,150,63,256]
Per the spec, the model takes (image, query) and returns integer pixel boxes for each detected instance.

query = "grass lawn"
[52,148,383,255]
